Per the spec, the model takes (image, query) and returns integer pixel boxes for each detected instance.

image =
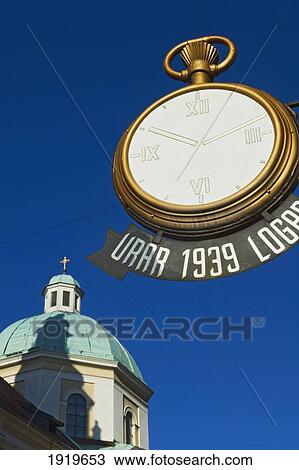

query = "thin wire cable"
[0,203,119,246]
[5,26,118,249]
[26,24,113,165]
[239,365,278,429]
[27,366,64,426]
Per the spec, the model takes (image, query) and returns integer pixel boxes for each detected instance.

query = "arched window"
[125,410,133,445]
[66,393,87,438]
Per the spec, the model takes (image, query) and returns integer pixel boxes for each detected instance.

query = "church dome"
[48,274,81,288]
[0,311,143,381]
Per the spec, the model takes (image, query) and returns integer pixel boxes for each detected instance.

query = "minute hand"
[202,114,266,146]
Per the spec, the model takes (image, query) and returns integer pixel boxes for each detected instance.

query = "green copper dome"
[48,274,81,288]
[0,311,143,381]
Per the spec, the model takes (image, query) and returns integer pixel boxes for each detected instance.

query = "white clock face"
[128,88,275,206]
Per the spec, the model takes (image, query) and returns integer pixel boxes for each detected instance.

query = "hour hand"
[149,127,198,146]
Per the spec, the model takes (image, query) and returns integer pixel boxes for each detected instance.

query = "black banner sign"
[87,194,299,281]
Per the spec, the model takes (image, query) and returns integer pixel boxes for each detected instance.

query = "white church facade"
[0,263,153,449]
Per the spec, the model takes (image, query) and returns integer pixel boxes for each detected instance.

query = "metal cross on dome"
[60,256,70,273]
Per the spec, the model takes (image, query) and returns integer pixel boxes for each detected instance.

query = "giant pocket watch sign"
[88,35,299,281]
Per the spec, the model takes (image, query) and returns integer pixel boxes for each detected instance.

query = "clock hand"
[202,114,266,145]
[149,127,198,146]
[176,113,266,181]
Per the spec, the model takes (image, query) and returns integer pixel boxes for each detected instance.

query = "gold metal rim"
[113,83,299,239]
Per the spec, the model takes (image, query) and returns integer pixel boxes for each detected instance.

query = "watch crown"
[180,40,219,67]
[164,36,236,85]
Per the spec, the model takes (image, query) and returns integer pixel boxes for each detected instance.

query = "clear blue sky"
[0,0,299,449]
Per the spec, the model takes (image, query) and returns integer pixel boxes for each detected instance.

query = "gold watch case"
[113,35,299,240]
[113,82,299,239]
